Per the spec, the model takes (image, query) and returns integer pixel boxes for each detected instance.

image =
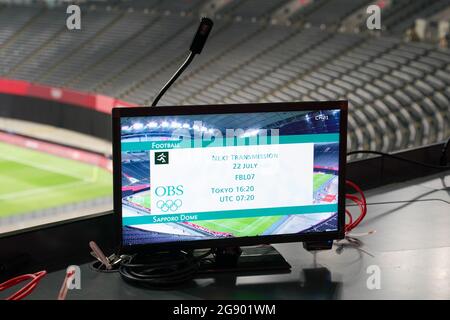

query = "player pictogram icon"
[155,152,169,165]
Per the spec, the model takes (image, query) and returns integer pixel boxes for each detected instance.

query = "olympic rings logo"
[156,199,183,212]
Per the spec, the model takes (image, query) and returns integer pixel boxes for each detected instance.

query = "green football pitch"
[128,173,335,236]
[0,142,112,218]
[313,173,334,191]
[194,216,281,237]
[128,192,151,208]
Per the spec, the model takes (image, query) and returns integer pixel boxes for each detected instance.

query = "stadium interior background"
[0,0,448,300]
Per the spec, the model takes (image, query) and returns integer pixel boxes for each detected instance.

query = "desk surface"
[26,172,450,300]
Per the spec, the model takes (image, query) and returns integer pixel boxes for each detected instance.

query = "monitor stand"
[196,245,291,276]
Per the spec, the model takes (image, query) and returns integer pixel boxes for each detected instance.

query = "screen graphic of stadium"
[120,109,341,246]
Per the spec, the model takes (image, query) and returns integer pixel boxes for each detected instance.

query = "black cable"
[364,188,446,224]
[347,150,450,169]
[151,51,195,107]
[89,260,120,273]
[347,198,450,206]
[118,249,212,288]
[440,136,450,166]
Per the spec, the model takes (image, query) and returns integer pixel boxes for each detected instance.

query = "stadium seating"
[382,0,450,34]
[303,213,338,233]
[314,144,339,169]
[0,0,448,157]
[294,0,372,27]
[122,161,150,185]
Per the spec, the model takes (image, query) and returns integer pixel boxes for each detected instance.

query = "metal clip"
[89,241,127,270]
[89,241,113,270]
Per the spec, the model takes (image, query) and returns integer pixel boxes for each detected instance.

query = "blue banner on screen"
[120,109,341,245]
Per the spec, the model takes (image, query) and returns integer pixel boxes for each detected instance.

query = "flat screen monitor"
[113,101,347,252]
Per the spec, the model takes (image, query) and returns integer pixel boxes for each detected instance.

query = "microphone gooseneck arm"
[151,17,213,107]
[151,52,195,107]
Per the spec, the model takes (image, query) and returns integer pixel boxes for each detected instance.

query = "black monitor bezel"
[112,101,348,254]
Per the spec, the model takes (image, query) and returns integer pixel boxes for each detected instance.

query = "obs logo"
[154,185,184,197]
[157,199,183,212]
[154,185,184,212]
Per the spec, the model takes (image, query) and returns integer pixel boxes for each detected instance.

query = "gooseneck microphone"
[151,17,213,107]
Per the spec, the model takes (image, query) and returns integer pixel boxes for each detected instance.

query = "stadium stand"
[382,0,450,34]
[123,161,150,185]
[123,225,203,245]
[314,144,339,169]
[303,213,338,233]
[293,0,372,27]
[0,0,449,158]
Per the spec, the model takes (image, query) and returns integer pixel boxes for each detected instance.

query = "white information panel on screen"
[149,143,313,215]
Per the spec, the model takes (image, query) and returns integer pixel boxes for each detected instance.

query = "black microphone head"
[190,17,213,54]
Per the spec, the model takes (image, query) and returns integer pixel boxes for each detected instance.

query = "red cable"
[345,180,367,233]
[346,197,365,231]
[346,186,366,232]
[345,209,353,228]
[0,270,47,300]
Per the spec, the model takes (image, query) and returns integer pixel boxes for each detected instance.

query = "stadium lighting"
[182,123,191,129]
[192,124,200,131]
[121,125,130,131]
[132,123,144,130]
[242,129,259,137]
[171,121,182,128]
[147,121,158,128]
[161,121,169,128]
[201,126,208,132]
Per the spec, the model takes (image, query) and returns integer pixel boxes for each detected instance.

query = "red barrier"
[0,131,112,172]
[182,221,232,237]
[122,184,150,192]
[0,78,137,114]
[314,165,339,171]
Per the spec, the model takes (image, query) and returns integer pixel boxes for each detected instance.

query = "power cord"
[440,137,450,166]
[118,250,212,288]
[347,149,450,169]
[347,198,450,206]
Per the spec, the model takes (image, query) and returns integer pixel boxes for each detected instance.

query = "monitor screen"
[116,103,346,249]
